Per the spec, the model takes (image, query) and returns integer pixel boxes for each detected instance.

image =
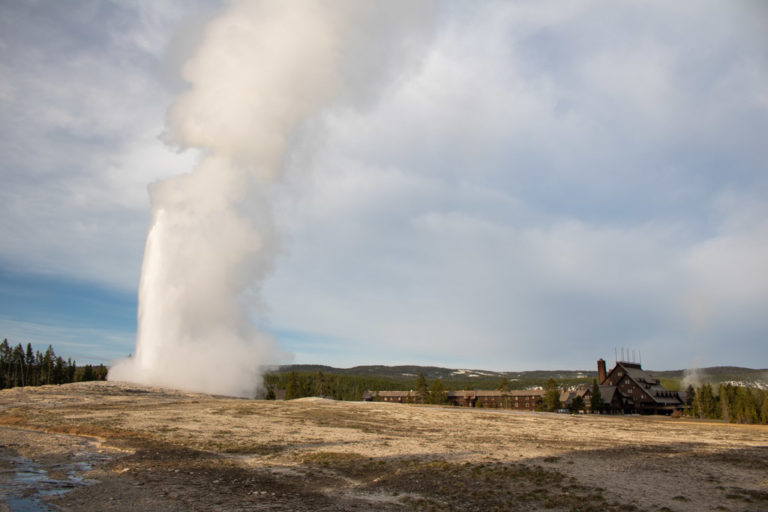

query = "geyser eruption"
[109,1,433,396]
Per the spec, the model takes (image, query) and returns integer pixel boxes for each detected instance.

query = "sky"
[0,0,766,372]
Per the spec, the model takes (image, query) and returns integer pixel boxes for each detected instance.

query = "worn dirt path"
[0,382,766,511]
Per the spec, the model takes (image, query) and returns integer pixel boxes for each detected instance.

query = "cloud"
[261,1,768,370]
[0,316,134,364]
[1,1,766,371]
[0,1,206,289]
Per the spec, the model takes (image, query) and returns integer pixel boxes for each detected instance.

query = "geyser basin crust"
[1,381,767,511]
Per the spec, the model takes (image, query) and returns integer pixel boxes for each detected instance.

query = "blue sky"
[1,1,767,371]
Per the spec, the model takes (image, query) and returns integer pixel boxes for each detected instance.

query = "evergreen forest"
[686,383,768,424]
[263,370,393,401]
[0,339,107,389]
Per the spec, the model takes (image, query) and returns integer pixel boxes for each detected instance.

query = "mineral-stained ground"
[0,382,766,511]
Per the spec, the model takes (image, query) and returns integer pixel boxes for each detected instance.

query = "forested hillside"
[270,364,768,392]
[270,365,597,393]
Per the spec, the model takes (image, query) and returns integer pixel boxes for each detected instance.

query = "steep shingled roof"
[610,362,682,406]
[598,385,619,403]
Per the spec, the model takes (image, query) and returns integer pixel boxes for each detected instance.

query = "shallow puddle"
[0,448,109,511]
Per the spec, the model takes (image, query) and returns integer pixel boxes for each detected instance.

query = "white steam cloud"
[109,0,434,396]
[681,367,702,389]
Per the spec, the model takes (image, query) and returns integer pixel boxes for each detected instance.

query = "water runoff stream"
[0,445,109,511]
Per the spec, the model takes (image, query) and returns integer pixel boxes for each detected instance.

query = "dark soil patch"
[298,454,633,512]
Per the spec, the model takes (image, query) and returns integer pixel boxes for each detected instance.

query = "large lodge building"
[364,389,546,410]
[364,358,686,415]
[594,358,686,414]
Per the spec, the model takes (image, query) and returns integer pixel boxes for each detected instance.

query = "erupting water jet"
[109,0,434,396]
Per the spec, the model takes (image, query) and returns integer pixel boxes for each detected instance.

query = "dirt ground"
[0,382,766,511]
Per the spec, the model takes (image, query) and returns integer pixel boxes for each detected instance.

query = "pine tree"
[42,346,54,385]
[729,386,739,421]
[429,378,446,404]
[12,344,25,387]
[0,339,8,389]
[571,395,585,413]
[285,372,299,400]
[53,357,65,385]
[749,389,761,424]
[82,365,94,382]
[685,384,695,410]
[698,384,717,419]
[315,370,326,397]
[415,373,427,404]
[590,379,604,413]
[543,378,561,412]
[67,359,76,383]
[25,343,34,385]
[740,388,759,424]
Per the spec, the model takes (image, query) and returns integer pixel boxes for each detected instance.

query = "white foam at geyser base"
[109,1,435,397]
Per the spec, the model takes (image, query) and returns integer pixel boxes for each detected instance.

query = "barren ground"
[0,382,766,511]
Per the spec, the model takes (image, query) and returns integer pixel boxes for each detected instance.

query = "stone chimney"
[597,358,607,384]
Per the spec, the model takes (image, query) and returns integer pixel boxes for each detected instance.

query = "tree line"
[267,370,768,424]
[265,370,452,403]
[265,368,597,396]
[392,372,447,404]
[0,339,107,389]
[264,370,397,401]
[686,383,768,424]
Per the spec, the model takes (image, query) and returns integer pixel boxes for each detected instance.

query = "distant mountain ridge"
[275,364,768,389]
[277,364,593,380]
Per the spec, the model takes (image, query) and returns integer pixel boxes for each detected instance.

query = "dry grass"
[1,381,767,511]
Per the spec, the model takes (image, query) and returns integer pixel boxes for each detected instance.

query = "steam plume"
[682,358,704,389]
[109,1,433,396]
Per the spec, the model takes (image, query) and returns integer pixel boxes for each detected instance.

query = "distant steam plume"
[681,366,702,389]
[109,1,434,396]
[682,356,706,389]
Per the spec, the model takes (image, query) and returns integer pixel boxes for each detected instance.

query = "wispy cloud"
[0,316,134,364]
